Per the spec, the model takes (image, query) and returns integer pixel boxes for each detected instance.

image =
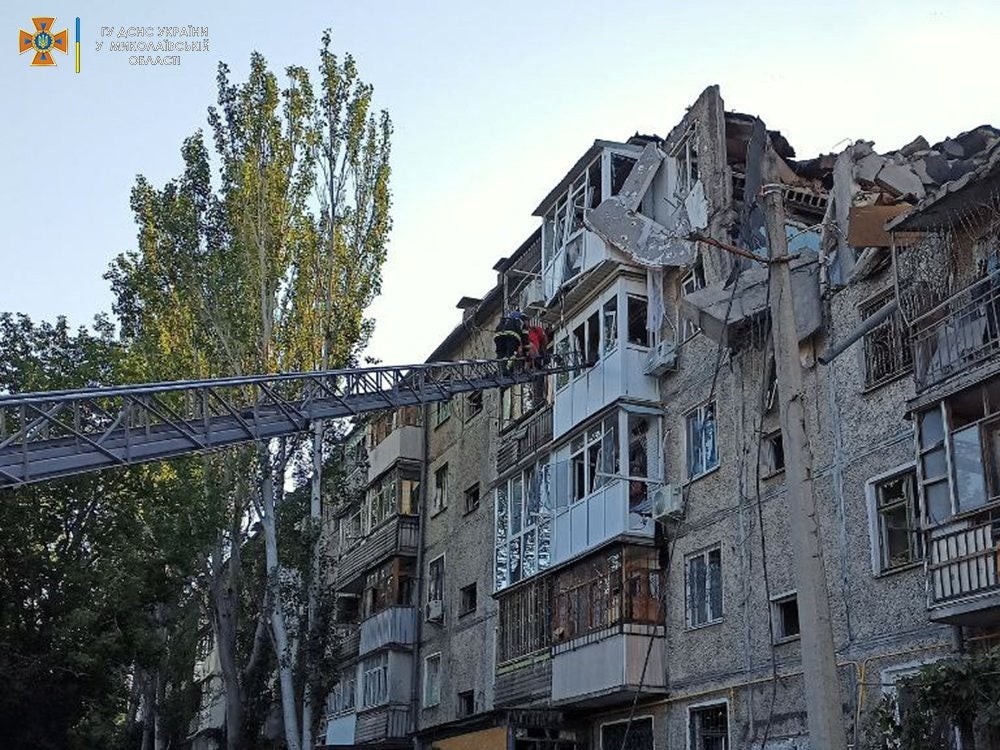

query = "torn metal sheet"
[680,251,821,346]
[585,196,696,267]
[617,142,665,212]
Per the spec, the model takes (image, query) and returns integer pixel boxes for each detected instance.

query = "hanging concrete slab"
[616,142,665,211]
[585,198,697,267]
[680,251,822,346]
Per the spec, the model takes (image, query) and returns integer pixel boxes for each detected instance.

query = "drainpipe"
[410,404,431,750]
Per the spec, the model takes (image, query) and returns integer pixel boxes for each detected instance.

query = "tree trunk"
[300,415,324,749]
[210,537,245,750]
[153,668,167,750]
[260,442,302,750]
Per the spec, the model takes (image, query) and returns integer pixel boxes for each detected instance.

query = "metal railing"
[911,273,1000,390]
[927,508,1000,607]
[0,354,587,488]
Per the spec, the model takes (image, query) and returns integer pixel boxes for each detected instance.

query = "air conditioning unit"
[643,340,678,376]
[425,599,444,623]
[651,484,684,521]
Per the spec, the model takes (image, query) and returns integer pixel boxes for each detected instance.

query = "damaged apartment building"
[316,86,1000,750]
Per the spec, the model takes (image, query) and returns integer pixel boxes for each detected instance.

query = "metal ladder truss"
[0,354,588,489]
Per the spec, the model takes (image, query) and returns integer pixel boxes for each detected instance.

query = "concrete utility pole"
[762,148,848,750]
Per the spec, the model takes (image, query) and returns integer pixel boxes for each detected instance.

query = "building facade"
[319,87,1000,750]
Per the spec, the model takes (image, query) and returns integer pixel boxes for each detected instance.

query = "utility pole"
[762,147,848,750]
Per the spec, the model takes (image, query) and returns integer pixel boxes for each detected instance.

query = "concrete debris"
[681,251,821,347]
[855,153,886,185]
[898,135,929,157]
[585,197,696,267]
[616,142,664,212]
[875,162,926,199]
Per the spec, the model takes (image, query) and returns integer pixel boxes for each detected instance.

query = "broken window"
[686,402,718,479]
[433,464,448,514]
[674,131,700,196]
[570,416,619,502]
[365,470,401,532]
[680,264,706,340]
[495,461,552,591]
[873,469,923,571]
[363,558,416,618]
[603,297,618,353]
[552,546,662,642]
[771,593,800,642]
[628,414,654,516]
[427,556,445,605]
[555,336,571,389]
[501,383,535,428]
[466,390,483,420]
[689,703,729,750]
[761,431,785,477]
[762,356,778,413]
[611,154,637,196]
[916,379,1000,524]
[861,288,912,389]
[497,576,552,662]
[685,546,723,627]
[627,294,650,347]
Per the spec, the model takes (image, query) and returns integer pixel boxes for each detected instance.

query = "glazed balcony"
[333,515,419,588]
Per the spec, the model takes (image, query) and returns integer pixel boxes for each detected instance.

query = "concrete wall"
[368,425,424,482]
[418,308,502,731]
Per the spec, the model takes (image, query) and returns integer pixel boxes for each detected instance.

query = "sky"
[2,0,999,372]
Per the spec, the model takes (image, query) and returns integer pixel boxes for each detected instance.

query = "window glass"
[603,298,618,354]
[627,295,649,346]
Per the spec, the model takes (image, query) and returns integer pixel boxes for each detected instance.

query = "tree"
[0,314,213,750]
[107,30,392,750]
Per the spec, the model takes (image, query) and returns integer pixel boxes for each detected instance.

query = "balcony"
[498,407,553,475]
[323,713,357,746]
[927,506,1000,626]
[550,624,667,707]
[359,606,416,656]
[333,515,420,587]
[368,424,423,483]
[355,704,410,744]
[912,273,1000,392]
[551,479,654,566]
[331,624,361,664]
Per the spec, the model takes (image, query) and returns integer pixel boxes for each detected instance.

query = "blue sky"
[2,0,998,370]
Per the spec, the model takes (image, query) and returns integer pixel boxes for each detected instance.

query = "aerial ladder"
[0,355,586,489]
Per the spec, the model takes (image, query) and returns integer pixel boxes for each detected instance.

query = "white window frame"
[684,544,723,629]
[494,459,552,591]
[423,652,442,708]
[865,462,923,575]
[433,463,448,514]
[686,697,730,750]
[427,554,445,605]
[685,401,719,481]
[570,414,619,502]
[680,267,705,341]
[360,652,389,709]
[626,293,652,349]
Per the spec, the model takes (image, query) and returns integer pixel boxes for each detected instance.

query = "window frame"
[626,294,652,349]
[360,652,389,709]
[866,463,924,575]
[464,483,480,515]
[685,401,719,481]
[600,715,654,750]
[427,554,445,606]
[465,390,483,421]
[423,652,442,708]
[680,265,706,341]
[457,689,475,718]
[687,699,730,750]
[434,399,452,428]
[860,287,913,391]
[761,430,785,478]
[432,463,449,514]
[684,544,724,629]
[769,591,800,644]
[459,582,478,617]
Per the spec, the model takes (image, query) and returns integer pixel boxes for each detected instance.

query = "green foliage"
[861,648,1000,749]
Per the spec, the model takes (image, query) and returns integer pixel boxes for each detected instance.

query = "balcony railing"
[927,508,1000,611]
[912,273,1000,391]
[333,515,420,587]
[498,406,553,474]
